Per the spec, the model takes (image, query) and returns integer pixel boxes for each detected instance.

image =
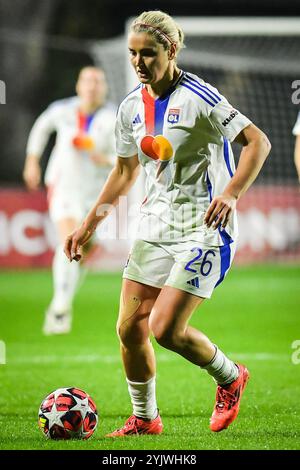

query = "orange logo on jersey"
[140,134,174,178]
[72,134,95,150]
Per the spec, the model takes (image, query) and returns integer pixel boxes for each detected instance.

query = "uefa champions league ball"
[38,387,98,439]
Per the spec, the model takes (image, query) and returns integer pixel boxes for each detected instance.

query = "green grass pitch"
[0,265,299,450]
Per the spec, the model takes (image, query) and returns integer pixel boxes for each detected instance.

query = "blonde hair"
[129,10,185,57]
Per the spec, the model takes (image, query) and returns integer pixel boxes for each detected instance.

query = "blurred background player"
[64,11,271,435]
[23,66,116,335]
[292,110,300,182]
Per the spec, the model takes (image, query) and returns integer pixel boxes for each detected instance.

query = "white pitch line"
[6,352,290,365]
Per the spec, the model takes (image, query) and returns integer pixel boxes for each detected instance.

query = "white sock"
[51,245,81,312]
[201,346,239,386]
[126,376,158,420]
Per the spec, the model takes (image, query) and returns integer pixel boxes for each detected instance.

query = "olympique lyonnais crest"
[167,108,180,124]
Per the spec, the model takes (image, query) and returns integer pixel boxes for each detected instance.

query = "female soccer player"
[24,66,116,335]
[65,11,271,434]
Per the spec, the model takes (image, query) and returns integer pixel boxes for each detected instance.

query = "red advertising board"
[0,189,55,268]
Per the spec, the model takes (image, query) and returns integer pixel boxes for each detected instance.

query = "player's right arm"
[64,154,140,261]
[23,104,58,190]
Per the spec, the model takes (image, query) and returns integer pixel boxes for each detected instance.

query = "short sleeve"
[115,102,138,158]
[292,112,300,136]
[209,98,252,142]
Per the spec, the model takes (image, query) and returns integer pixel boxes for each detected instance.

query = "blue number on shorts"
[184,248,203,273]
[200,250,216,276]
[185,248,216,277]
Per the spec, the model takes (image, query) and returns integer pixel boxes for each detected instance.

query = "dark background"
[0,0,299,184]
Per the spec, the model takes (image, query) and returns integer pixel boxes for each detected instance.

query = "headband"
[134,23,174,45]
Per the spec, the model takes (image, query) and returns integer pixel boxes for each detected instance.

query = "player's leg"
[149,287,215,364]
[118,279,159,382]
[106,239,173,437]
[44,184,98,335]
[44,216,82,335]
[51,217,82,311]
[148,238,249,432]
[150,286,239,378]
[150,287,249,432]
[106,278,163,437]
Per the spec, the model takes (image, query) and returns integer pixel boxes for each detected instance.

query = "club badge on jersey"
[167,108,180,124]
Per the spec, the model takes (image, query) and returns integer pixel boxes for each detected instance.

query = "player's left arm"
[204,123,271,229]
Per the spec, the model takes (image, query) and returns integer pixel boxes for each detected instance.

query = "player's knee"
[117,293,150,347]
[117,321,146,347]
[151,322,184,351]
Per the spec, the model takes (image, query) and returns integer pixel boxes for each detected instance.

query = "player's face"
[76,69,107,106]
[128,32,171,85]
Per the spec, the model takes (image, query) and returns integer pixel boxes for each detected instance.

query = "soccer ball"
[38,387,98,440]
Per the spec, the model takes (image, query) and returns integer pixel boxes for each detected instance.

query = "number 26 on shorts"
[184,248,216,277]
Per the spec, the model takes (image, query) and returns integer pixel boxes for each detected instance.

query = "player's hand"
[204,194,237,230]
[23,157,41,190]
[64,224,95,262]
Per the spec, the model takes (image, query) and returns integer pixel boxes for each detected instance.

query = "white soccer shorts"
[123,238,237,299]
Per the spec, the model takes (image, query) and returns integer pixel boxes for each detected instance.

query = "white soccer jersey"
[115,71,252,246]
[292,111,300,136]
[26,96,116,200]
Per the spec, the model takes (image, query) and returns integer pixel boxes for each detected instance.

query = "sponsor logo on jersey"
[222,109,238,127]
[167,108,180,124]
[132,113,142,125]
